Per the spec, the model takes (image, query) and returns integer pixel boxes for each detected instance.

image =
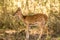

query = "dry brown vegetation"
[0,0,60,40]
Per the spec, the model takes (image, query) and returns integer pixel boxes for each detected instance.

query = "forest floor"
[0,29,59,40]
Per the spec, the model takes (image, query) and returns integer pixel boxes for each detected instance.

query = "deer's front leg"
[25,21,29,40]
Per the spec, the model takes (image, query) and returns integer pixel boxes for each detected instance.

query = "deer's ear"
[17,8,21,11]
[13,8,20,16]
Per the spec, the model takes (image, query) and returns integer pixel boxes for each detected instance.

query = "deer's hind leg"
[37,27,43,40]
[36,22,44,40]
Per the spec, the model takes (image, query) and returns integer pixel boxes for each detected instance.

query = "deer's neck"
[18,14,24,20]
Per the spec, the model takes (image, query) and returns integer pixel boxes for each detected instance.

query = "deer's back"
[24,14,47,24]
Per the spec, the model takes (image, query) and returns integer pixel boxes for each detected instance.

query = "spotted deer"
[15,8,48,40]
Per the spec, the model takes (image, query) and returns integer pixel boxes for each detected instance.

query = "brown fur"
[15,8,48,40]
[24,13,47,24]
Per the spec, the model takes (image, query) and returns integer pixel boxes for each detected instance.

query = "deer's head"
[15,8,24,20]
